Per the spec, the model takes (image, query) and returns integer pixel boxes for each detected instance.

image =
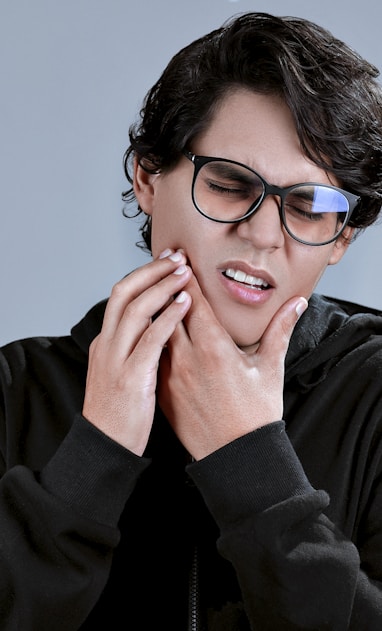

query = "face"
[134,89,351,350]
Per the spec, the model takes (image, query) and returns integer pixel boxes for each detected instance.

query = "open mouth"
[223,268,271,290]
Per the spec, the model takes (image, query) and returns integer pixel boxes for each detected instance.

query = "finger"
[135,290,192,367]
[165,272,212,348]
[100,250,188,339]
[103,266,192,361]
[256,296,308,364]
[179,273,234,349]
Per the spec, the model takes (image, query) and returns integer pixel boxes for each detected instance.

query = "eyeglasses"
[183,151,360,246]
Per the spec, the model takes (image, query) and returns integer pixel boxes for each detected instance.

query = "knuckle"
[123,302,139,320]
[110,278,127,300]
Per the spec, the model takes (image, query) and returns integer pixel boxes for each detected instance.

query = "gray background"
[1,0,381,346]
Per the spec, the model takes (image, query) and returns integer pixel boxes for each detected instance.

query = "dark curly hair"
[122,12,382,252]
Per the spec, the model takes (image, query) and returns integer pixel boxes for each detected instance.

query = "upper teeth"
[225,268,269,288]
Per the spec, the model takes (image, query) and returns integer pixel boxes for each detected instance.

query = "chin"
[214,311,263,348]
[228,328,263,351]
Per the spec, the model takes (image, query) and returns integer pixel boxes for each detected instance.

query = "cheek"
[150,190,210,258]
[149,193,183,256]
[292,244,335,294]
[147,170,190,253]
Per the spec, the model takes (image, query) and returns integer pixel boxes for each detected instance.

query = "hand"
[82,249,192,455]
[158,273,307,459]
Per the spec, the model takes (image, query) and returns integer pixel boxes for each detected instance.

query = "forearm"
[187,422,382,630]
[0,415,150,630]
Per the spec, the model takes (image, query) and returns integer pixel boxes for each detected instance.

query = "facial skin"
[134,89,352,351]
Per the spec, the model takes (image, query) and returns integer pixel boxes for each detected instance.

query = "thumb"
[257,296,308,364]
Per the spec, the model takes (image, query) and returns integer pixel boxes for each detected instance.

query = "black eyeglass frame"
[183,150,360,246]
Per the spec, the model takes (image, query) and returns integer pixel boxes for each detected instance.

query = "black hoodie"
[0,293,382,630]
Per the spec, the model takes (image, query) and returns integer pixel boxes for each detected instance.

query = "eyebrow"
[205,161,258,185]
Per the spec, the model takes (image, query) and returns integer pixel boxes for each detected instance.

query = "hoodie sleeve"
[0,336,151,631]
[187,421,382,630]
[0,414,151,630]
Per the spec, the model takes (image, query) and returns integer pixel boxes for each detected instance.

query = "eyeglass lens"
[193,160,350,245]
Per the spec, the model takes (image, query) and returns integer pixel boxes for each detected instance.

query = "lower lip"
[219,271,274,306]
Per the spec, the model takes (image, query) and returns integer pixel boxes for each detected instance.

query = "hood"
[71,299,107,354]
[285,293,382,391]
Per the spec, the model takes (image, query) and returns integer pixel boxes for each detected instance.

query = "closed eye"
[207,179,251,198]
[285,202,323,222]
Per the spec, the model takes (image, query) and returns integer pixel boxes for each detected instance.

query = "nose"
[235,195,285,250]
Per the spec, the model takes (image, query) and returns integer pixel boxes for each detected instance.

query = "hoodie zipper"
[188,544,200,631]
[186,453,206,631]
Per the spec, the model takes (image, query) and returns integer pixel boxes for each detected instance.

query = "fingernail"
[169,251,183,263]
[159,248,173,259]
[173,264,187,275]
[175,290,187,303]
[296,297,308,319]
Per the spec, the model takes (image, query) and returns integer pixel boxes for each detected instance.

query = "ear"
[328,226,355,266]
[133,157,157,216]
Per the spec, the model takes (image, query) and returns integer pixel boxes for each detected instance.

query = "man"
[1,12,382,629]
